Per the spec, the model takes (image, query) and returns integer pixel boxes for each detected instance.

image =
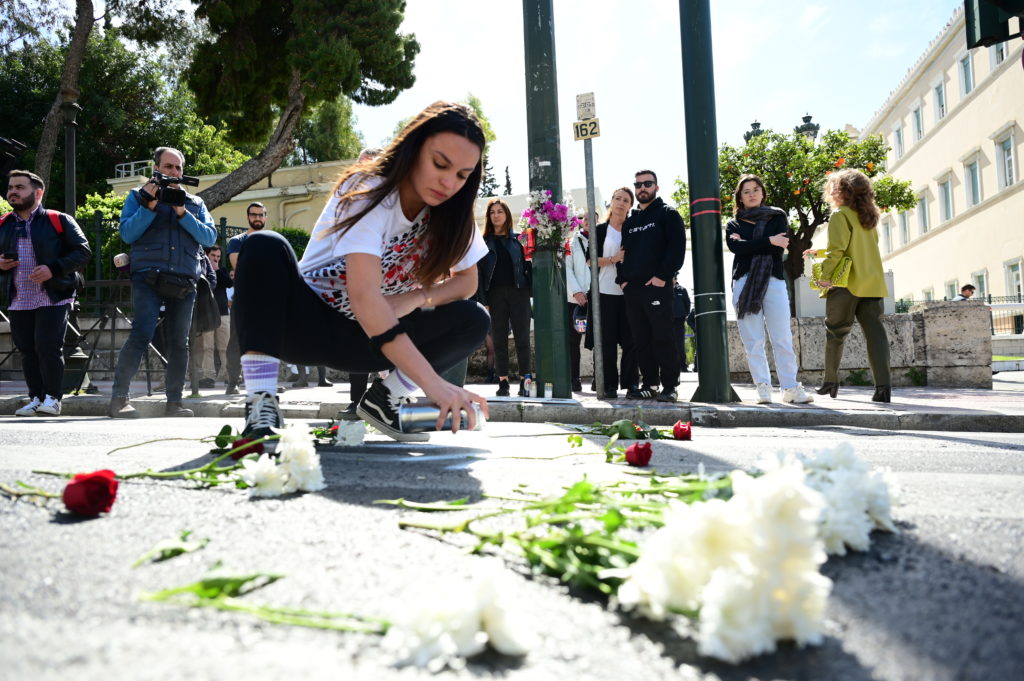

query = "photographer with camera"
[109,147,216,418]
[1,170,92,416]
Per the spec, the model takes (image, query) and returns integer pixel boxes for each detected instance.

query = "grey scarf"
[734,206,786,319]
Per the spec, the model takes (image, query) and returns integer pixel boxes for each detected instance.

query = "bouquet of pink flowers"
[518,190,581,251]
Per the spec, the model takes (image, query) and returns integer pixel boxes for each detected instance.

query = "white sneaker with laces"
[15,397,41,417]
[782,384,814,404]
[36,395,61,416]
[755,383,773,404]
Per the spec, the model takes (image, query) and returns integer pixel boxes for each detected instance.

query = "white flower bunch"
[239,424,326,497]
[617,454,831,664]
[333,420,366,447]
[382,559,535,671]
[792,442,898,555]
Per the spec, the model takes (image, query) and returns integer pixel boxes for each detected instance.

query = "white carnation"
[333,420,366,446]
[240,454,287,497]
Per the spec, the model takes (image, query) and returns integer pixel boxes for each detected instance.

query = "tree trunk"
[784,210,827,317]
[197,69,306,211]
[33,0,94,200]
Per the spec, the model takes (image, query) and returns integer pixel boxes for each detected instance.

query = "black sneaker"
[198,378,216,389]
[656,389,677,403]
[243,391,283,453]
[496,379,510,397]
[337,401,361,421]
[626,386,658,400]
[356,378,428,442]
[571,379,582,392]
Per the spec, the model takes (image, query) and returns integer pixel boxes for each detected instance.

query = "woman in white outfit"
[565,214,591,392]
[725,174,813,404]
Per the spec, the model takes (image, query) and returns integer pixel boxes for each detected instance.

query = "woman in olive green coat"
[813,169,891,403]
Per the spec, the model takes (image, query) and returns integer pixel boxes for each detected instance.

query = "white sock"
[242,354,280,397]
[382,368,417,398]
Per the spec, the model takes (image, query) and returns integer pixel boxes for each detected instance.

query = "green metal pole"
[679,0,739,403]
[522,0,570,398]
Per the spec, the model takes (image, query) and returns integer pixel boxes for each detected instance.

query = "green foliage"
[289,95,364,165]
[0,27,247,209]
[75,191,125,221]
[479,155,499,197]
[273,227,311,260]
[905,366,927,386]
[842,369,873,387]
[0,198,10,213]
[719,128,915,281]
[671,178,691,225]
[465,92,497,150]
[188,0,418,145]
[504,166,513,196]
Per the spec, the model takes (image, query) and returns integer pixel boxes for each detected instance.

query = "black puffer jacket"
[0,209,92,307]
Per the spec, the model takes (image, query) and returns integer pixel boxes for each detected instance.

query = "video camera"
[147,170,201,207]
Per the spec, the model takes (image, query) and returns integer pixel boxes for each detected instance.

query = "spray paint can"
[398,402,485,433]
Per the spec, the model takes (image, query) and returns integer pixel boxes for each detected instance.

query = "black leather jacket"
[478,231,530,305]
[0,208,92,307]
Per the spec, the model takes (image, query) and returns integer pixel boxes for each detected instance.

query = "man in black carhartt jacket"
[0,170,91,416]
[618,169,686,402]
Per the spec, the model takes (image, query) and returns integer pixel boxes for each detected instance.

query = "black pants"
[225,307,241,386]
[595,293,638,391]
[9,303,69,400]
[624,283,679,390]
[235,231,489,375]
[488,284,532,376]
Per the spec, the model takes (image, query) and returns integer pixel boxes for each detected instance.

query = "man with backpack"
[1,170,92,416]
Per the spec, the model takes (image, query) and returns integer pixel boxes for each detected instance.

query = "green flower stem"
[207,597,389,633]
[107,437,214,456]
[0,482,61,499]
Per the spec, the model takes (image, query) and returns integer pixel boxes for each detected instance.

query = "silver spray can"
[398,402,485,433]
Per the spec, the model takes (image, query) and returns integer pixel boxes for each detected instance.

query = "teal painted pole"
[523,0,570,398]
[679,0,739,403]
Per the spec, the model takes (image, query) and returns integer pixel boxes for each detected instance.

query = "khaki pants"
[823,287,890,386]
[189,315,230,381]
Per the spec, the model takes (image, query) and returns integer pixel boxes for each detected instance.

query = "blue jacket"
[120,189,216,279]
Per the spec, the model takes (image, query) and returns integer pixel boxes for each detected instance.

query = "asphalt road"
[1,416,1022,681]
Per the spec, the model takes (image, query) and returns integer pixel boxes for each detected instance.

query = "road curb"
[3,393,1020,433]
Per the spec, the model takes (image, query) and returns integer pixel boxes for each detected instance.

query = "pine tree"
[504,166,513,195]
[479,155,499,197]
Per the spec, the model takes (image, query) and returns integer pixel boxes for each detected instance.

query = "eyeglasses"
[634,180,655,189]
[247,213,266,218]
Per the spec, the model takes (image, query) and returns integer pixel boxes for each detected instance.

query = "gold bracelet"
[421,289,433,306]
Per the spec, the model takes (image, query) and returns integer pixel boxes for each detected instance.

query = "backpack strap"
[0,211,11,227]
[46,209,64,234]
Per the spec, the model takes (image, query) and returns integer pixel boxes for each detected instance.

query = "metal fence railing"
[894,295,1024,335]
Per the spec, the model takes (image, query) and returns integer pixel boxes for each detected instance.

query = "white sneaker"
[15,397,41,417]
[36,395,62,416]
[782,384,814,404]
[755,383,773,404]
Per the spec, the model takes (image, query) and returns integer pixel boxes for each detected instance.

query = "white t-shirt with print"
[599,225,623,296]
[299,176,487,319]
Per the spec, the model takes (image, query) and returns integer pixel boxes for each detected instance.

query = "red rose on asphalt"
[62,469,118,516]
[329,425,339,433]
[625,442,652,467]
[672,420,692,441]
[230,438,264,460]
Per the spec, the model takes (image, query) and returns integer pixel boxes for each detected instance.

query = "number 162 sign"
[573,118,601,141]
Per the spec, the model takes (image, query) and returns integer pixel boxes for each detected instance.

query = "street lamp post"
[794,114,819,142]
[60,87,82,215]
[743,121,764,143]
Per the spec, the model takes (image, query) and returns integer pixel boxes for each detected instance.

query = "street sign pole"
[575,93,607,399]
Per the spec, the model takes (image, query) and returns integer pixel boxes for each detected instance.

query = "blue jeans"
[112,271,196,401]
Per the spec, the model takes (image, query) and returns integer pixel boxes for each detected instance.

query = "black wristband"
[368,320,409,355]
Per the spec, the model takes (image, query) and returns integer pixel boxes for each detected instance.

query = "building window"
[972,271,988,299]
[912,106,924,141]
[945,281,959,300]
[899,211,910,245]
[939,179,953,222]
[964,160,981,206]
[916,195,929,234]
[1008,260,1023,301]
[996,135,1016,189]
[991,42,1007,67]
[959,53,975,96]
[922,288,935,302]
[893,126,905,159]
[933,82,946,121]
[882,220,892,254]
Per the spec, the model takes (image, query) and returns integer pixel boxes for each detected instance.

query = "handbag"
[144,269,195,300]
[191,275,221,334]
[809,256,852,298]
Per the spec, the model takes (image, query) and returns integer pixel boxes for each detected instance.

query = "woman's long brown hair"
[825,169,880,230]
[322,101,486,284]
[482,198,513,238]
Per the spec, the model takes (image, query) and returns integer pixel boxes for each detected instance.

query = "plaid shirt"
[8,204,73,311]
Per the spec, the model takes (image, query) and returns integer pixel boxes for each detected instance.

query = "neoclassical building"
[859,8,1022,302]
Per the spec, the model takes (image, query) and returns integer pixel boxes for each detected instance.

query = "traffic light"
[964,0,1023,49]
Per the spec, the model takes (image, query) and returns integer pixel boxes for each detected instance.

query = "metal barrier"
[894,295,1024,335]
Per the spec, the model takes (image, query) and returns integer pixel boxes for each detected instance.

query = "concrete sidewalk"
[2,370,1021,432]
